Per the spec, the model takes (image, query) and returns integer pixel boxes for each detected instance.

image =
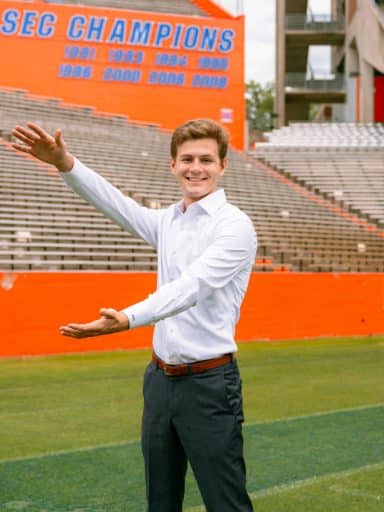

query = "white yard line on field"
[329,484,382,501]
[0,439,139,465]
[1,401,383,465]
[185,462,384,511]
[245,401,384,427]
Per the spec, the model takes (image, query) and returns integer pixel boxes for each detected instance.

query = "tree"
[246,81,275,133]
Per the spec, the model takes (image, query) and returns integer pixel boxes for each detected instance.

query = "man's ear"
[220,158,227,176]
[170,159,176,175]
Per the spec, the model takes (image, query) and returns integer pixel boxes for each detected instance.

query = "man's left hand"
[60,308,129,338]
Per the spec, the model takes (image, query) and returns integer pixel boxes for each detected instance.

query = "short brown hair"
[170,118,229,162]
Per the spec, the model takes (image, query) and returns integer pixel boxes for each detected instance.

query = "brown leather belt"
[152,353,233,376]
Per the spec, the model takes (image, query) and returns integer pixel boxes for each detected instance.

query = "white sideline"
[1,401,383,465]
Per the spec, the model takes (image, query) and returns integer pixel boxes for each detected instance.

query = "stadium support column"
[345,43,359,122]
[359,57,374,122]
[275,0,286,127]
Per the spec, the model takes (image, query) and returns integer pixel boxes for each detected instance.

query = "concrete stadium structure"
[275,0,384,125]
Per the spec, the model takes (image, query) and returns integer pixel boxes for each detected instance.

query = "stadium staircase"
[1,87,384,272]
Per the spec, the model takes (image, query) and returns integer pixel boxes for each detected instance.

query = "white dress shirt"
[63,158,257,364]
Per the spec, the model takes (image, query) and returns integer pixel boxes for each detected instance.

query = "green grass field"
[1,336,384,511]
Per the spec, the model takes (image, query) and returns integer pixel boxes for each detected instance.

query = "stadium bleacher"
[254,123,384,227]
[259,122,384,148]
[1,88,384,272]
[44,0,207,16]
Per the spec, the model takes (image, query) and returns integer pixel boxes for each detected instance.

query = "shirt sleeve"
[123,216,257,328]
[62,158,162,248]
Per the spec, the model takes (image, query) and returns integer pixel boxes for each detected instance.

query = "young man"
[12,119,256,511]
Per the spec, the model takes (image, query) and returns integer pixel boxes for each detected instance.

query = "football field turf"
[1,336,383,511]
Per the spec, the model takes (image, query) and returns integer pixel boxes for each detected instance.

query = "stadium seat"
[1,88,384,272]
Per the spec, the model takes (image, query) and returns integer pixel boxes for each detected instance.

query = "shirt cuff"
[61,157,86,182]
[122,299,154,329]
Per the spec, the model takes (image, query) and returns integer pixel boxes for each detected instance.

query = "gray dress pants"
[141,357,254,511]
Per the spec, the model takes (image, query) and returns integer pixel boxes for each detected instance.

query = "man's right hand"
[59,308,130,338]
[11,122,74,173]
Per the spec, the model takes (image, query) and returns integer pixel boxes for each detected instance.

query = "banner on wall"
[0,1,245,148]
[374,76,384,122]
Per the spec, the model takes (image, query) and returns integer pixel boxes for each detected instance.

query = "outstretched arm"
[12,122,74,172]
[60,216,257,339]
[12,123,161,246]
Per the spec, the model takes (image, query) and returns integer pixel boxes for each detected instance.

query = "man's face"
[170,138,226,208]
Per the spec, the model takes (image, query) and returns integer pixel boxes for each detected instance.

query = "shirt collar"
[174,189,226,217]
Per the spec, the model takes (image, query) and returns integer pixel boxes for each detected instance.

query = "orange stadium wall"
[0,0,245,148]
[1,272,383,357]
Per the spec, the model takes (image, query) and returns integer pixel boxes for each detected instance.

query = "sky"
[217,0,332,84]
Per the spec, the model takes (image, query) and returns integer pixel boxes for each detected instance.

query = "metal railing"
[285,14,345,31]
[285,73,346,91]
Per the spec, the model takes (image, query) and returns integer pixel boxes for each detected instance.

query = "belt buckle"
[163,363,189,376]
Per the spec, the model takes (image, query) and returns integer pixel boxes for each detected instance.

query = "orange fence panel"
[1,272,383,357]
[237,272,384,341]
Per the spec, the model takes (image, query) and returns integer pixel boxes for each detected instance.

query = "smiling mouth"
[185,177,208,181]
